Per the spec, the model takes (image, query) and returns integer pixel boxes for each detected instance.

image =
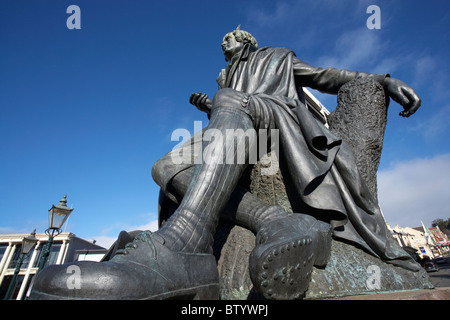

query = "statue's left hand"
[190,92,212,114]
[384,77,421,117]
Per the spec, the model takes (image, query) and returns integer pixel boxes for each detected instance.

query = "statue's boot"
[31,102,254,300]
[30,231,219,299]
[249,207,332,300]
[100,230,142,262]
[161,167,333,300]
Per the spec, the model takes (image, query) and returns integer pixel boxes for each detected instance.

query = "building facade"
[0,232,106,300]
[429,226,450,255]
[388,224,434,261]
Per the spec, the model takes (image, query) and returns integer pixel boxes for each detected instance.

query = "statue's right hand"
[190,92,212,114]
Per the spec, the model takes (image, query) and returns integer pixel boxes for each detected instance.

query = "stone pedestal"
[327,287,450,300]
[213,79,434,299]
[306,239,433,299]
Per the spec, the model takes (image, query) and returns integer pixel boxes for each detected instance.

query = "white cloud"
[0,226,24,234]
[89,218,159,249]
[126,219,159,233]
[408,104,450,140]
[371,57,399,75]
[378,153,450,228]
[88,235,117,250]
[316,28,382,71]
[412,56,436,88]
[247,1,292,27]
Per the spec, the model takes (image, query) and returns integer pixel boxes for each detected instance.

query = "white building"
[0,232,106,300]
[303,88,330,126]
[387,224,434,260]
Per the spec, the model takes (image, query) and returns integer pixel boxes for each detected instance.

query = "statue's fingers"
[200,93,208,105]
[192,93,202,106]
[403,89,421,115]
[189,93,197,104]
[397,89,421,117]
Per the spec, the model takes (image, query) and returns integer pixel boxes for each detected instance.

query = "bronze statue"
[30,26,422,300]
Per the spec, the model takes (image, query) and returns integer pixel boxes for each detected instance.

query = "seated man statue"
[30,26,422,300]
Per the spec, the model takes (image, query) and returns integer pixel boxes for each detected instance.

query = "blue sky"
[1,0,449,248]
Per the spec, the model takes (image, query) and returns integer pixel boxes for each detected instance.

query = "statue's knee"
[212,88,243,110]
[151,158,167,186]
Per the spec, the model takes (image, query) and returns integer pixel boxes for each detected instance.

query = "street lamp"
[4,230,38,300]
[37,195,74,272]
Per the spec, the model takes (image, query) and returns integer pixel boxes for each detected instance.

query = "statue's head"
[225,25,258,48]
[222,25,258,62]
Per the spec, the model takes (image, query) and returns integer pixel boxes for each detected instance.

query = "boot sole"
[151,283,219,300]
[30,283,220,300]
[249,222,332,300]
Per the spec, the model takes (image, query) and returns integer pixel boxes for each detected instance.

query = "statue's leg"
[167,167,332,299]
[156,91,256,254]
[160,166,288,232]
[29,89,256,300]
[154,96,333,299]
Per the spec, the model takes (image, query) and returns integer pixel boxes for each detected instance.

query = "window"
[7,244,35,269]
[8,244,22,269]
[46,242,62,265]
[0,243,8,263]
[33,241,62,268]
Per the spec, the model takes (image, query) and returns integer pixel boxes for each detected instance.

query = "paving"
[324,287,450,300]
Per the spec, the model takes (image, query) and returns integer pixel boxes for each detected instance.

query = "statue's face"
[221,32,244,62]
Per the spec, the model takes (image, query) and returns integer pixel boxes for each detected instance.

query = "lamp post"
[37,195,74,272]
[4,230,38,300]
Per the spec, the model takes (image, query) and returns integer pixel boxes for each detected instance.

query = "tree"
[432,218,450,238]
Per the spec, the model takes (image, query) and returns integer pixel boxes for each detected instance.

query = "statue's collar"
[224,43,258,88]
[230,43,257,64]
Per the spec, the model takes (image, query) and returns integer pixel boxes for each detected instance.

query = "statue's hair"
[225,25,258,49]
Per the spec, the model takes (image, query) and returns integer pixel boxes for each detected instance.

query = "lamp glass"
[48,195,74,232]
[21,232,38,255]
[49,207,71,230]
